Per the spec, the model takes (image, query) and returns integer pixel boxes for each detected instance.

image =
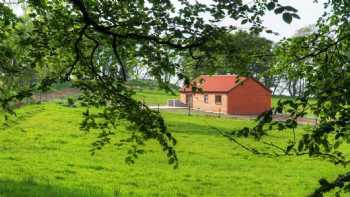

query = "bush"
[66,97,76,108]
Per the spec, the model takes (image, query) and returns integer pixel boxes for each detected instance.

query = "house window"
[215,95,222,105]
[204,95,208,103]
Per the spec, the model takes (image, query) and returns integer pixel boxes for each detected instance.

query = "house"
[179,74,272,115]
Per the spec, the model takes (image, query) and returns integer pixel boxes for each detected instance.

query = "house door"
[186,94,193,107]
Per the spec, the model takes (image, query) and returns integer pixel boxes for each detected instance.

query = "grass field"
[133,89,177,105]
[0,102,347,197]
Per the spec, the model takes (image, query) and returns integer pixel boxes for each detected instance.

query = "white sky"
[210,0,327,42]
[259,0,327,41]
[9,0,326,42]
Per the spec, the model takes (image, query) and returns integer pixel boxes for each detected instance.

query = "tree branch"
[291,33,350,64]
[310,172,350,197]
[70,0,205,50]
[212,126,277,157]
[112,35,127,81]
[65,24,88,80]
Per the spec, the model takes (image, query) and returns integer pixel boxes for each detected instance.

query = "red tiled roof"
[179,75,246,93]
[179,74,271,93]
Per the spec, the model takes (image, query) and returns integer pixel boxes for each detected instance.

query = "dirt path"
[152,106,317,125]
[272,114,317,125]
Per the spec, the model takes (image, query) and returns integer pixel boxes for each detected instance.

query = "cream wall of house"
[180,93,228,113]
[180,93,186,104]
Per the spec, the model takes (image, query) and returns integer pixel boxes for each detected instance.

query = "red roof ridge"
[180,74,271,93]
[198,74,238,77]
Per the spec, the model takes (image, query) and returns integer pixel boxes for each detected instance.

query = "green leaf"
[266,2,275,11]
[274,7,285,14]
[285,144,294,154]
[282,13,293,24]
[284,6,298,13]
[241,19,248,24]
[291,13,300,19]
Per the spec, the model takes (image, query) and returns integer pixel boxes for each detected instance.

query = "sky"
[9,0,326,42]
[259,0,327,41]
[209,0,327,42]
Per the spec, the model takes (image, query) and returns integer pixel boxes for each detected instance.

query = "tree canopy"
[182,30,274,84]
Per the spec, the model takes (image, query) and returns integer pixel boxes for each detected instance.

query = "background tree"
[270,25,317,97]
[181,30,275,87]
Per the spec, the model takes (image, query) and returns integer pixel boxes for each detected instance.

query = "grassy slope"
[0,103,346,196]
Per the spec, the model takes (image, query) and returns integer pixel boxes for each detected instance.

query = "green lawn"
[0,103,346,196]
[133,89,177,105]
